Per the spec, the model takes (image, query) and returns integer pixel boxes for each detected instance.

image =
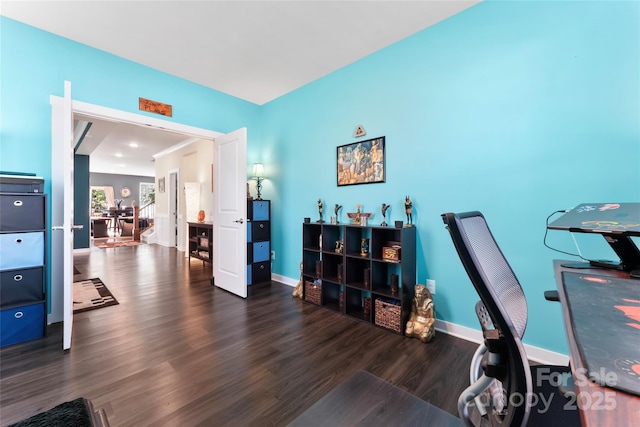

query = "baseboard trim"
[271,273,298,287]
[435,320,569,366]
[274,274,569,366]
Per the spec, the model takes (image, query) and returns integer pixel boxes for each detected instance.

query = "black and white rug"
[8,397,100,427]
[73,278,119,314]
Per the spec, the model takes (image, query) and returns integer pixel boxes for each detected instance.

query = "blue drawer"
[0,267,44,306]
[247,264,252,285]
[253,241,270,262]
[0,232,44,270]
[247,222,252,242]
[0,302,45,347]
[251,201,269,221]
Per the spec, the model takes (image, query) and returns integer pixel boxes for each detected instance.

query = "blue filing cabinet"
[247,200,271,285]
[0,179,47,347]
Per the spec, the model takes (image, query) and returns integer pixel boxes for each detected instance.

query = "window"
[91,187,108,214]
[140,182,155,205]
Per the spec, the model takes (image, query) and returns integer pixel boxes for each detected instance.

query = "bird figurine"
[346,204,373,225]
[334,204,342,223]
[381,203,390,227]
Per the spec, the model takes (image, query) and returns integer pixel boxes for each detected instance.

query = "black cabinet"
[301,222,416,334]
[188,222,213,263]
[0,181,47,348]
[247,200,271,285]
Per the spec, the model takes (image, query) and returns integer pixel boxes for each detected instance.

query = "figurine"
[246,182,253,200]
[293,262,303,298]
[346,204,373,225]
[405,196,413,227]
[334,204,342,223]
[405,284,435,343]
[381,203,390,227]
[317,199,324,223]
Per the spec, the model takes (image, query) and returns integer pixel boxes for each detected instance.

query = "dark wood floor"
[0,244,477,426]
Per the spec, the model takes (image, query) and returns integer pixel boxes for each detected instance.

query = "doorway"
[50,96,221,324]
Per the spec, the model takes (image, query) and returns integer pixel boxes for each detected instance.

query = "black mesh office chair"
[442,211,580,427]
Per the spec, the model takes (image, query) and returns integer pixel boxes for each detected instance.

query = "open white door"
[51,81,78,350]
[213,128,247,298]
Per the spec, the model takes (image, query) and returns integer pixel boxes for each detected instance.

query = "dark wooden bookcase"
[301,222,416,334]
[188,222,213,263]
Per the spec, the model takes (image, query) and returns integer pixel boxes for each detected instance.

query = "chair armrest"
[544,290,559,302]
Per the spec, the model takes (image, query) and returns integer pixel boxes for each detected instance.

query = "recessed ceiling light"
[130,142,139,148]
[115,153,123,158]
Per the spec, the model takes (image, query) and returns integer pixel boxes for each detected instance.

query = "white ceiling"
[2,0,480,176]
[74,115,196,177]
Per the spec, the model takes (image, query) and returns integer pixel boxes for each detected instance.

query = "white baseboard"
[271,273,298,287]
[434,320,569,366]
[274,274,569,366]
[73,248,92,255]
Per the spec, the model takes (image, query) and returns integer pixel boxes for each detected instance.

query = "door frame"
[168,169,179,248]
[49,96,221,323]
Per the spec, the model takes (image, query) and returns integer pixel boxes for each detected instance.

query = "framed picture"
[337,136,385,186]
[158,177,165,193]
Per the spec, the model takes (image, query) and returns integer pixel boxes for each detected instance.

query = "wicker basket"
[375,298,402,333]
[304,280,322,305]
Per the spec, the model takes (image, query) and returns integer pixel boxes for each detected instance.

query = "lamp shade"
[252,163,265,178]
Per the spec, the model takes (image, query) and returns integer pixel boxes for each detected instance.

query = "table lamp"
[252,163,265,200]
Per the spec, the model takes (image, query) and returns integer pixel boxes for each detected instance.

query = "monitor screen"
[547,203,640,236]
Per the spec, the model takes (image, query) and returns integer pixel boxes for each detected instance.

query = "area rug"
[73,278,119,313]
[95,240,140,249]
[8,397,92,427]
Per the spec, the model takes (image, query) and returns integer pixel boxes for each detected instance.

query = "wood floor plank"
[0,244,477,426]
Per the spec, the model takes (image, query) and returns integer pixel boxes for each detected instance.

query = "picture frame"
[337,136,385,186]
[158,177,165,193]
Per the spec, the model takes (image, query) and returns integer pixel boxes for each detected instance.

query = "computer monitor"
[547,203,640,274]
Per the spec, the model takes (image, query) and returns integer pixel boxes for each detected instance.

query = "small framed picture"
[158,177,165,193]
[337,136,385,186]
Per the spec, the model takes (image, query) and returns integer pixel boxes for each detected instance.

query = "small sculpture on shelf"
[381,203,390,227]
[334,204,342,224]
[347,204,373,225]
[404,195,414,227]
[405,284,435,343]
[360,238,370,257]
[335,240,344,254]
[317,198,324,223]
[246,182,253,200]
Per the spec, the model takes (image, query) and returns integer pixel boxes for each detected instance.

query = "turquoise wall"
[0,16,261,307]
[1,0,639,355]
[0,17,262,182]
[261,0,639,354]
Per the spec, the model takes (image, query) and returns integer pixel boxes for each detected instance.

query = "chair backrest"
[442,211,533,427]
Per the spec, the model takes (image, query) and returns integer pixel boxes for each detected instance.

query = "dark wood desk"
[554,260,640,426]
